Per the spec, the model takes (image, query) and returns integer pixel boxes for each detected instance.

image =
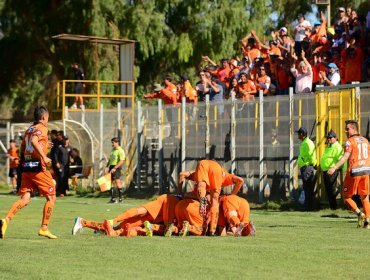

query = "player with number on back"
[0,106,57,239]
[328,120,370,228]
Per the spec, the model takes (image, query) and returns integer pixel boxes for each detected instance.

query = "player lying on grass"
[72,194,180,237]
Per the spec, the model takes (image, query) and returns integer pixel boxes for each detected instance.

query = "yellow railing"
[56,79,135,119]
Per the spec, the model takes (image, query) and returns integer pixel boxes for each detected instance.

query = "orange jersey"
[7,147,19,168]
[237,80,256,100]
[342,48,364,83]
[175,198,204,235]
[345,136,370,176]
[194,160,228,191]
[220,195,250,224]
[179,80,197,103]
[256,75,271,95]
[142,194,179,223]
[21,122,49,171]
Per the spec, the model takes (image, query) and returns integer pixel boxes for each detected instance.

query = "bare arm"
[31,135,51,165]
[327,151,350,175]
[231,175,244,195]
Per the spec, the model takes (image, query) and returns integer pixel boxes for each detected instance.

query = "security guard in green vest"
[105,137,126,203]
[296,127,317,211]
[320,130,344,210]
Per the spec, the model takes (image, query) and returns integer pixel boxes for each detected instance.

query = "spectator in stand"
[276,57,291,95]
[237,72,256,101]
[290,50,313,93]
[144,75,178,105]
[178,74,197,104]
[239,57,251,76]
[255,66,271,96]
[202,56,230,88]
[240,31,261,62]
[341,46,364,83]
[319,63,341,86]
[208,76,224,117]
[348,10,361,30]
[275,27,291,57]
[7,139,19,194]
[334,7,349,33]
[195,71,210,102]
[227,77,239,100]
[311,54,328,91]
[294,14,312,56]
[228,59,240,82]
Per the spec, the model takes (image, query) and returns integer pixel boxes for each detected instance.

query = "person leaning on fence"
[319,130,344,210]
[106,137,125,204]
[327,120,370,228]
[0,106,57,239]
[296,127,317,211]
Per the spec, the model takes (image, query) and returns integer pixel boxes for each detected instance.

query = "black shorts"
[109,166,122,180]
[8,168,18,178]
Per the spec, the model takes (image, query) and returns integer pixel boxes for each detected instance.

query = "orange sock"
[41,200,54,227]
[229,216,240,227]
[362,200,370,218]
[152,224,164,235]
[6,199,27,221]
[344,197,358,212]
[113,208,138,225]
[82,220,104,231]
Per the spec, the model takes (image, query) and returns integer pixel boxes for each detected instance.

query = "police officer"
[296,127,317,211]
[320,130,344,210]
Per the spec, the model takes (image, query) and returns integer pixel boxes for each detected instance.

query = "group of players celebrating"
[72,159,256,237]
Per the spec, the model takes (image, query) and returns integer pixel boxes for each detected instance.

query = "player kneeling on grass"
[1,106,57,239]
[219,195,256,237]
[72,194,180,237]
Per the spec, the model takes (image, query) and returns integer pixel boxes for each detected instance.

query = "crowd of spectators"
[146,7,370,104]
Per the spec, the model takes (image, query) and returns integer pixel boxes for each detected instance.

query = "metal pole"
[181,96,186,171]
[6,121,10,186]
[231,92,236,173]
[63,106,68,135]
[99,103,104,177]
[289,87,294,195]
[259,90,264,203]
[158,100,163,194]
[327,1,331,27]
[205,94,210,158]
[136,101,142,191]
[117,102,121,140]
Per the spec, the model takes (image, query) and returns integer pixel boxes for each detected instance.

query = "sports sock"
[6,199,27,221]
[229,216,240,227]
[209,206,219,234]
[110,188,115,200]
[344,197,358,212]
[113,208,138,225]
[41,200,55,227]
[362,199,370,218]
[82,220,104,231]
[118,188,123,200]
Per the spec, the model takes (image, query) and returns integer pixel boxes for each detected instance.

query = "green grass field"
[1,190,370,280]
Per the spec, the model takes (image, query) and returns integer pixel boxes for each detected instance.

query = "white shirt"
[294,20,311,42]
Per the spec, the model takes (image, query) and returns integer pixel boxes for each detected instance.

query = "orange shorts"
[20,171,56,196]
[343,174,369,197]
[222,195,250,224]
[143,194,179,223]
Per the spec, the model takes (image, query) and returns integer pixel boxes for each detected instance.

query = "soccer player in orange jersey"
[0,106,57,239]
[328,120,370,228]
[72,194,180,237]
[6,139,19,194]
[219,195,256,237]
[179,160,244,236]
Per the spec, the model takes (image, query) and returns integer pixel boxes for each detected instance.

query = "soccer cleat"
[118,198,123,203]
[248,221,256,237]
[108,199,117,204]
[357,212,365,228]
[38,228,57,239]
[234,222,245,237]
[179,220,190,237]
[164,223,174,237]
[72,217,83,235]
[143,221,153,237]
[103,220,116,236]
[0,219,8,239]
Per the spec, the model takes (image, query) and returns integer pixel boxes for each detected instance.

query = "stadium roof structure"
[52,34,136,45]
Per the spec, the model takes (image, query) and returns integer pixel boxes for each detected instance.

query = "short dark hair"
[111,137,120,143]
[57,130,64,135]
[10,139,16,143]
[345,120,359,131]
[33,106,48,122]
[51,130,58,135]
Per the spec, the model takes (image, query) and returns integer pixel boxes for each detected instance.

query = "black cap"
[63,135,69,140]
[327,130,337,138]
[180,74,189,82]
[111,137,120,143]
[295,127,307,135]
